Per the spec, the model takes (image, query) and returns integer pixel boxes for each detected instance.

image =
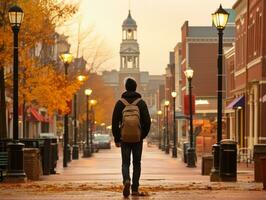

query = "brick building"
[179,19,235,141]
[225,0,266,149]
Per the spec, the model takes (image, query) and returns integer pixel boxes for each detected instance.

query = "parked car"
[93,134,111,149]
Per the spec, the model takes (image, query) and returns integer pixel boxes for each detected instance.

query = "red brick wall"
[247,63,262,81]
[188,43,218,96]
[247,0,264,64]
[235,72,246,88]
[262,1,266,78]
[181,21,188,91]
[225,54,235,98]
[235,13,247,71]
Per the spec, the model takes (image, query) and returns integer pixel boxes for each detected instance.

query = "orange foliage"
[78,73,116,125]
[0,0,79,115]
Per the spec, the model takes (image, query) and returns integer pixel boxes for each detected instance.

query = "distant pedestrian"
[112,77,151,197]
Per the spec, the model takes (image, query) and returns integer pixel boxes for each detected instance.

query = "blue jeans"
[121,141,143,192]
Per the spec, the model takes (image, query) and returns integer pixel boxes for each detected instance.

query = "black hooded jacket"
[112,91,151,143]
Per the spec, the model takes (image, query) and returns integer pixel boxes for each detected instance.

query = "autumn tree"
[0,0,78,138]
[77,73,116,127]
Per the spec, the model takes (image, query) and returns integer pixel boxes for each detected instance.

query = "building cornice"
[234,67,246,77]
[233,0,247,21]
[186,37,235,44]
[259,81,266,85]
[247,56,263,69]
[225,46,235,59]
[231,85,246,93]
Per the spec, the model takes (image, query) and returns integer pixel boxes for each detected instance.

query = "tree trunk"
[0,66,7,138]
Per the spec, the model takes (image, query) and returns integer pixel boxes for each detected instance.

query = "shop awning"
[30,108,44,122]
[226,96,245,109]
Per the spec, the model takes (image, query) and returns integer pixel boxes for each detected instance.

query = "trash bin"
[24,148,42,180]
[183,142,189,163]
[254,144,266,182]
[201,155,213,175]
[219,139,237,182]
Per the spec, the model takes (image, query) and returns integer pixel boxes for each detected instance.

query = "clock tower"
[119,10,141,93]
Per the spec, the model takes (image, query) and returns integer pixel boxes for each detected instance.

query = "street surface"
[0,142,265,199]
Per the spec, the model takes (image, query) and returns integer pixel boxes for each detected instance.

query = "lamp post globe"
[60,52,74,167]
[157,110,163,149]
[171,91,177,98]
[184,68,194,79]
[8,5,24,29]
[77,75,86,82]
[210,4,229,181]
[212,4,229,30]
[7,5,26,181]
[85,88,92,96]
[164,100,170,154]
[184,67,196,168]
[60,53,74,65]
[83,89,92,157]
[171,91,177,158]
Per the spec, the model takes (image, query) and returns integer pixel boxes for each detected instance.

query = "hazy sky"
[61,0,234,75]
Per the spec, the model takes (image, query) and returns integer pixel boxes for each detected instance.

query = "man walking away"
[112,78,151,197]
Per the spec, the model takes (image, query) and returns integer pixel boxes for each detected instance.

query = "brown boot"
[123,180,130,197]
[131,191,146,196]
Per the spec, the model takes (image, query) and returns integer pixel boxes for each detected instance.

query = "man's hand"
[115,143,121,147]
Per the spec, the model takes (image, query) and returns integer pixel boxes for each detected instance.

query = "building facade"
[173,17,235,154]
[225,0,266,149]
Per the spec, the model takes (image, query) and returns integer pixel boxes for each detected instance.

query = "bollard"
[261,157,266,190]
[50,143,56,174]
[183,142,189,163]
[67,144,71,163]
[254,144,266,182]
[42,139,51,175]
[202,155,213,175]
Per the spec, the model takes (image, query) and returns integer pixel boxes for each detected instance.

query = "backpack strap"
[132,98,141,105]
[120,98,130,106]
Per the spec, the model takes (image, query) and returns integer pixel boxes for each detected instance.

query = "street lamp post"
[164,100,170,154]
[72,75,86,160]
[157,110,162,149]
[89,99,97,153]
[171,91,177,158]
[184,68,196,168]
[83,88,92,157]
[60,53,74,167]
[211,4,229,181]
[7,5,26,181]
[161,106,166,151]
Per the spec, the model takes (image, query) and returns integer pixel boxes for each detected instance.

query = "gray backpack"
[120,98,142,143]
